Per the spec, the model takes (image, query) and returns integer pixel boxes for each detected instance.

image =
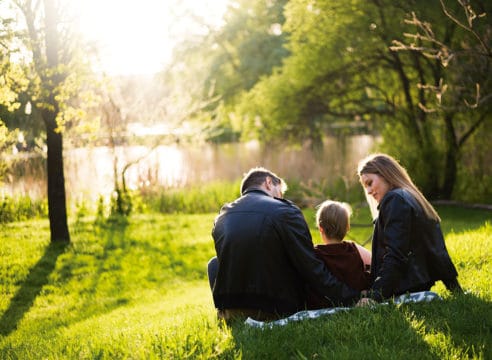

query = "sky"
[72,0,230,76]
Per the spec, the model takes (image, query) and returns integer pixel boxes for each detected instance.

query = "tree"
[205,0,289,103]
[237,0,399,146]
[7,0,97,242]
[390,0,492,198]
[0,4,28,184]
[0,9,41,149]
[235,0,491,199]
[162,0,290,141]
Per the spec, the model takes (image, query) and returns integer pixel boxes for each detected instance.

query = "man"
[208,167,360,321]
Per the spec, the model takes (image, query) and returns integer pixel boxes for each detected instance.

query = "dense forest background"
[1,0,491,241]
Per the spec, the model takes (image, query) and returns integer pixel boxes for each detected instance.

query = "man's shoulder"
[272,197,303,214]
[275,197,298,206]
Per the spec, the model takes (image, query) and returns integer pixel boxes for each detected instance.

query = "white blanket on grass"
[244,291,441,329]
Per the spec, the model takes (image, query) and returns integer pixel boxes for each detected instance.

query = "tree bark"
[42,0,70,242]
[441,146,457,199]
[441,113,458,199]
[43,111,70,242]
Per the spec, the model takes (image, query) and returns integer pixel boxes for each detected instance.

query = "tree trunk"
[43,112,70,242]
[441,146,457,199]
[440,113,458,199]
[43,0,70,242]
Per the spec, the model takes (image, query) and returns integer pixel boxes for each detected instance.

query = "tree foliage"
[0,5,27,184]
[162,0,290,142]
[232,0,491,199]
[207,0,289,101]
[390,0,491,199]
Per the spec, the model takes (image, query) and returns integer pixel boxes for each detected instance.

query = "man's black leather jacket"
[370,188,461,300]
[212,189,360,316]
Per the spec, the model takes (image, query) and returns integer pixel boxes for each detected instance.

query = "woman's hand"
[356,297,377,307]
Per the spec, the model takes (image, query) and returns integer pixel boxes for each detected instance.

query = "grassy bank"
[0,206,491,359]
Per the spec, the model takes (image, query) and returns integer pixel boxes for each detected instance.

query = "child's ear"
[318,225,324,234]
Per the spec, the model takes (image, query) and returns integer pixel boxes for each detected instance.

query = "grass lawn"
[0,205,490,359]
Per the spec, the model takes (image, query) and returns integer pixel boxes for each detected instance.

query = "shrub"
[0,195,48,223]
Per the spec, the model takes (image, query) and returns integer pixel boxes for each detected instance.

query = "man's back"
[212,189,312,315]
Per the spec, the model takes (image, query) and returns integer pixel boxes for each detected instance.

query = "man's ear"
[264,176,273,190]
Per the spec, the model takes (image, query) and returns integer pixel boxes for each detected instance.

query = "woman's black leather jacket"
[370,188,461,300]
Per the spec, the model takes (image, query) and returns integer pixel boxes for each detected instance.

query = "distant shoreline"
[432,200,492,211]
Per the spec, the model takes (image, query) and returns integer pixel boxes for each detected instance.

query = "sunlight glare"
[73,0,229,75]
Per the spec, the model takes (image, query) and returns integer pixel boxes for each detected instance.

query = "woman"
[357,153,462,301]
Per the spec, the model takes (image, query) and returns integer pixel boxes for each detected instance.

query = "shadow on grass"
[52,218,211,330]
[406,292,492,358]
[227,306,440,359]
[92,219,209,283]
[0,241,68,337]
[436,205,491,234]
[54,219,133,327]
[84,220,130,305]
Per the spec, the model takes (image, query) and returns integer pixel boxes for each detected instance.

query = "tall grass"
[0,195,47,223]
[141,177,364,215]
[0,206,490,359]
[141,180,241,214]
[0,177,363,222]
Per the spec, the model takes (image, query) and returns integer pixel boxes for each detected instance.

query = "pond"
[3,135,377,202]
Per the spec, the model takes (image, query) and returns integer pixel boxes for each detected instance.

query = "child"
[307,200,371,309]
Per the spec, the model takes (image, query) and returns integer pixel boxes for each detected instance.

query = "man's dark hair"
[240,167,283,195]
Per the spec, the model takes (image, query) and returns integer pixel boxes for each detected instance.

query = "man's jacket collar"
[243,188,270,197]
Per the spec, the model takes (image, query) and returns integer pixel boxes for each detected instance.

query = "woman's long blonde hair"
[357,153,440,222]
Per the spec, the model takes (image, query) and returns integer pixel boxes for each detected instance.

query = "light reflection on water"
[4,135,376,202]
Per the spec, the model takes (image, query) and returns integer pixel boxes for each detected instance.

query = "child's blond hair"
[316,200,352,241]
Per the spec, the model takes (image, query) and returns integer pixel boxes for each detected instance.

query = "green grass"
[0,206,491,359]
